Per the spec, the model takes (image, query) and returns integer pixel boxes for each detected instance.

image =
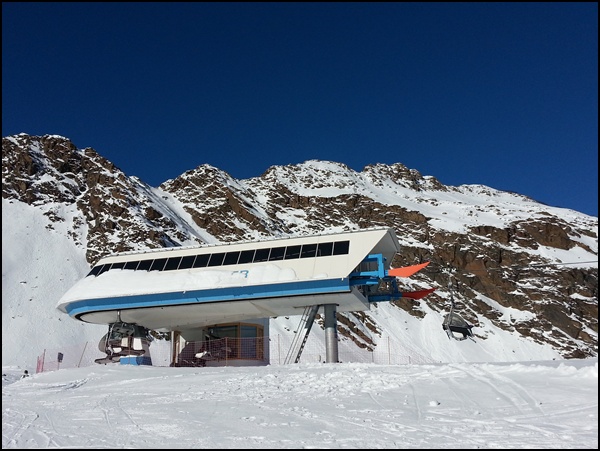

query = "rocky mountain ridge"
[2,133,598,359]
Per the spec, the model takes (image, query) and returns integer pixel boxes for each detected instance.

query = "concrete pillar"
[323,304,339,363]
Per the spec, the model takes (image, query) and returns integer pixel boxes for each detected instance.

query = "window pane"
[317,242,333,257]
[179,255,196,269]
[209,325,238,339]
[241,325,259,338]
[269,247,285,261]
[97,265,111,276]
[150,258,168,271]
[193,254,209,268]
[207,253,225,267]
[241,325,260,358]
[253,248,270,262]
[124,260,139,270]
[164,256,182,271]
[285,245,301,259]
[238,249,255,264]
[110,262,125,270]
[333,241,350,255]
[88,265,104,277]
[137,260,152,271]
[223,251,240,265]
[300,244,317,258]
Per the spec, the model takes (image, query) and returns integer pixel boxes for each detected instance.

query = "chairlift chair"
[95,321,149,364]
[442,310,474,341]
[442,271,475,341]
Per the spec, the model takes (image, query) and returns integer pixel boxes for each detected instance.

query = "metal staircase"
[284,305,320,364]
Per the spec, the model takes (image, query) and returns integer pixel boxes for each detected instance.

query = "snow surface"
[2,359,597,449]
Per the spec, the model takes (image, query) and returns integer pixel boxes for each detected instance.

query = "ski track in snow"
[2,361,597,449]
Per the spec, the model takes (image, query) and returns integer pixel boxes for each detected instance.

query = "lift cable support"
[284,305,320,364]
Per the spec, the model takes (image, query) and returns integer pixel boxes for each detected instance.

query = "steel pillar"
[323,304,339,363]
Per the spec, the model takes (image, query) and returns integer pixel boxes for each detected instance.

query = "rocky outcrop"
[3,134,203,263]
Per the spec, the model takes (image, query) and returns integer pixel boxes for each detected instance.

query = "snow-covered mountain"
[2,133,597,369]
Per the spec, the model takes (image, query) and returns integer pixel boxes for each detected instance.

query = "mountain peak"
[2,133,597,367]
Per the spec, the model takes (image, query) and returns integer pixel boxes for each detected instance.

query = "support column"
[171,330,181,367]
[323,304,339,363]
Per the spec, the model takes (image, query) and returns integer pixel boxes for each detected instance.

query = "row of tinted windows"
[88,241,350,277]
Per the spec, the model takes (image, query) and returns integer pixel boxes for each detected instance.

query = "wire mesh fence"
[171,337,267,367]
[35,333,434,373]
[270,334,434,365]
[36,341,104,373]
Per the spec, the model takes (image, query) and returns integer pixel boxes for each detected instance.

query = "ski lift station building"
[57,227,433,366]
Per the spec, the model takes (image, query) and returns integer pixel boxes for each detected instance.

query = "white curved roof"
[57,227,402,330]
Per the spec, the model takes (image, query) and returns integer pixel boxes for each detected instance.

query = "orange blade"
[388,261,430,278]
[400,288,436,299]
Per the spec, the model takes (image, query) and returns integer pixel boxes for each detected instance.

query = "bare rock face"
[3,134,200,263]
[3,134,598,358]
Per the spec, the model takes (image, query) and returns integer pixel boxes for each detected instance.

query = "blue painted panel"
[120,356,152,366]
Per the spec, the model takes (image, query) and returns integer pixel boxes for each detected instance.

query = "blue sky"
[2,3,598,217]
